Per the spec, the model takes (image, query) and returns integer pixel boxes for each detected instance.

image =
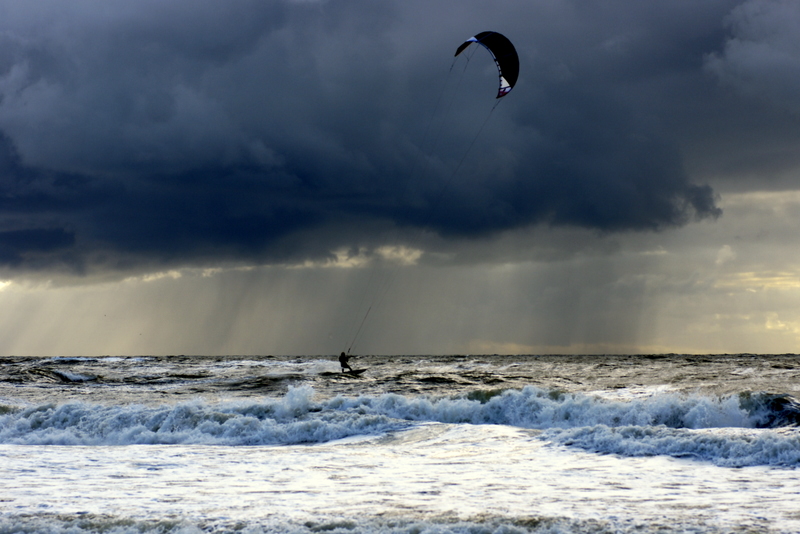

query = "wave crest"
[1,386,798,467]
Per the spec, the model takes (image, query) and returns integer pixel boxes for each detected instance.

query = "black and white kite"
[454,31,519,98]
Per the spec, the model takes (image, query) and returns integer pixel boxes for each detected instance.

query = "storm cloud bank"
[0,0,796,278]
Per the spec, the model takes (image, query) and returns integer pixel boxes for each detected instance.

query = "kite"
[454,31,519,98]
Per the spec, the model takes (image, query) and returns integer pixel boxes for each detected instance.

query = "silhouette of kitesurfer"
[339,352,353,372]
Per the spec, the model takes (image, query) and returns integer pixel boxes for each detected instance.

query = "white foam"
[1,386,798,466]
[3,423,798,533]
[0,386,407,446]
[544,425,800,467]
[0,513,735,534]
[340,386,761,429]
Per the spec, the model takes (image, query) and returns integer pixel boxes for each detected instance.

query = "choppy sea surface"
[1,353,800,533]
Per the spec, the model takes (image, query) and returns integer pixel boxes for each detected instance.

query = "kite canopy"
[454,31,519,98]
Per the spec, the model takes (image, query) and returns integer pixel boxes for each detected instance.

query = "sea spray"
[0,386,406,446]
[543,425,800,467]
[2,385,799,467]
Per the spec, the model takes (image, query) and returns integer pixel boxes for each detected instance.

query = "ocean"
[1,354,799,533]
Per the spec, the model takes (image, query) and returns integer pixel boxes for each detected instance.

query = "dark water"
[3,353,799,404]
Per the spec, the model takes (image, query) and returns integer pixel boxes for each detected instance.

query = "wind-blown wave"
[544,425,800,468]
[1,386,798,466]
[0,512,752,534]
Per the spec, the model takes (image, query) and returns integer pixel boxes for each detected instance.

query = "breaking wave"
[1,386,798,466]
[0,513,766,534]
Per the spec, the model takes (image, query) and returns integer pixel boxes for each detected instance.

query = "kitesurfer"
[339,352,353,372]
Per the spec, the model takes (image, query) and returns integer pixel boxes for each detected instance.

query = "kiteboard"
[319,369,367,378]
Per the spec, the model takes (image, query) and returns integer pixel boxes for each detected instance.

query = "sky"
[1,0,800,356]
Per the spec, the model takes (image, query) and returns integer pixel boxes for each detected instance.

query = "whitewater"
[1,354,799,533]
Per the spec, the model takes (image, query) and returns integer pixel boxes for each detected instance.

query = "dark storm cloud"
[0,228,74,264]
[706,0,800,113]
[0,0,795,276]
